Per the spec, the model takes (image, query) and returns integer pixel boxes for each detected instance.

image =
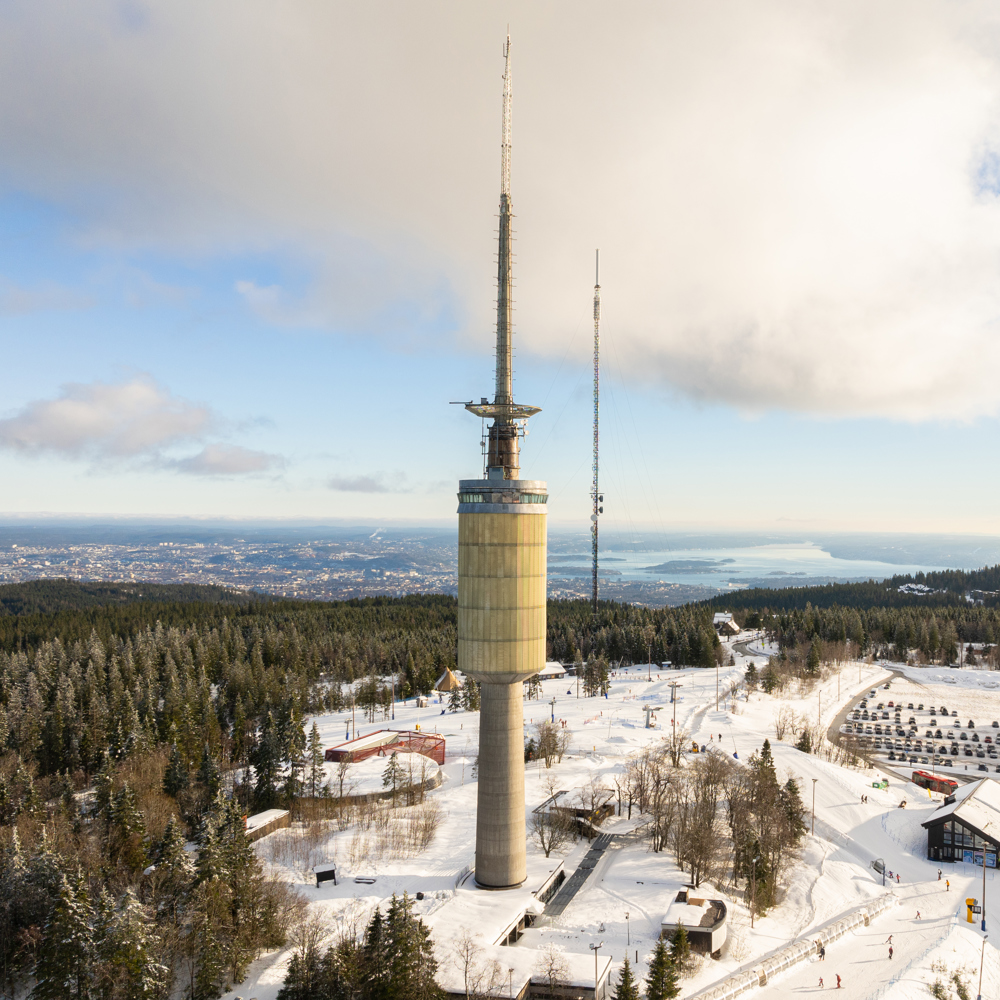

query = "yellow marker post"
[967,898,977,923]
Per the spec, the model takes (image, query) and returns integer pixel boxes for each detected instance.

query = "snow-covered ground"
[223,643,1000,1000]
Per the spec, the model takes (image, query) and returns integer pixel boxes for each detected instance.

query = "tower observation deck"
[457,35,546,890]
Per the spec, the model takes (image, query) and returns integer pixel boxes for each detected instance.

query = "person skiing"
[885,935,892,944]
[895,873,900,884]
[946,879,950,891]
[819,978,824,988]
[888,946,893,960]
[938,869,942,880]
[819,946,826,961]
[836,975,842,989]
[916,911,921,920]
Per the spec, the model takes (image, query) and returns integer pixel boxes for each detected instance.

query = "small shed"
[244,808,290,843]
[661,889,728,957]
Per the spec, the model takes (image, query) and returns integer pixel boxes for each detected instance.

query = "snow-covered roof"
[922,778,1000,841]
[662,892,726,931]
[538,662,566,678]
[245,808,288,834]
[713,613,733,625]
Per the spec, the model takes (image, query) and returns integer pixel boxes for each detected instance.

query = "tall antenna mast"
[591,250,602,613]
[462,33,540,479]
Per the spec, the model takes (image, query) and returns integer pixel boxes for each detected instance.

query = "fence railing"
[685,895,895,1000]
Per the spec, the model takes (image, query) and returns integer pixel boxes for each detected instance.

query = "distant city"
[0,523,997,605]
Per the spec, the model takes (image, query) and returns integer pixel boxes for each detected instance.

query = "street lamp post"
[812,778,818,836]
[508,967,514,999]
[589,942,603,999]
[977,934,988,1000]
[716,663,719,711]
[982,850,988,933]
[751,855,759,928]
[626,911,630,947]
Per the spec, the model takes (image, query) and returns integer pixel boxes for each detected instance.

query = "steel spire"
[463,33,540,480]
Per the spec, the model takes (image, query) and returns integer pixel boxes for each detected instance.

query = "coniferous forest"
[0,569,998,996]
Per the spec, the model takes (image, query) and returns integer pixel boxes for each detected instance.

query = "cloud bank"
[3,2,1000,418]
[0,376,279,475]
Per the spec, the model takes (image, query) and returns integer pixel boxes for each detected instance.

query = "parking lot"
[839,679,1000,776]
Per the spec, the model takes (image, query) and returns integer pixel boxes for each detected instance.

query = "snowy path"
[757,880,959,999]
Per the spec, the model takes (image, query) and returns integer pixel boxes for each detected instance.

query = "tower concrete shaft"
[456,34,546,890]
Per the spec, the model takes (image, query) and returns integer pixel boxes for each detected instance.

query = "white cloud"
[4,3,1000,417]
[172,443,281,476]
[0,376,210,457]
[0,375,282,475]
[326,472,410,493]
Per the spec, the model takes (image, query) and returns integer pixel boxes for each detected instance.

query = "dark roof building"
[921,778,1000,866]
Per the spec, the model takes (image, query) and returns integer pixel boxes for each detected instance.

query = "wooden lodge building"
[921,778,1000,866]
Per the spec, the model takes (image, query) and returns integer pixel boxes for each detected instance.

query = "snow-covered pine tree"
[155,815,195,924]
[644,937,679,1000]
[448,685,462,712]
[99,889,169,1000]
[612,955,640,1000]
[30,872,95,1000]
[361,906,389,999]
[108,782,148,873]
[384,892,441,1000]
[462,679,480,712]
[163,740,191,795]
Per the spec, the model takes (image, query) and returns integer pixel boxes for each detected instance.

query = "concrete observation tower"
[457,35,546,890]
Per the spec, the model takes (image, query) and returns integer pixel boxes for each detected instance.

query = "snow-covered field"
[223,645,1000,1000]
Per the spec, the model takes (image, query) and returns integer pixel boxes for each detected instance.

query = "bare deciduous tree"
[529,807,575,857]
[455,929,506,999]
[773,706,796,741]
[533,943,570,996]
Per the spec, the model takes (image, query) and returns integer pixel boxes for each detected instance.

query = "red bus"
[912,770,958,795]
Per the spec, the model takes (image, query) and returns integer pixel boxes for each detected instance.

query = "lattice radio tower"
[591,250,602,613]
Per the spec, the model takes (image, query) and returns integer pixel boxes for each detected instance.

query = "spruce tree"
[806,638,821,675]
[382,752,404,803]
[669,923,691,974]
[250,711,282,809]
[31,872,95,1000]
[307,723,326,798]
[794,729,812,753]
[197,744,221,797]
[95,889,168,1000]
[644,938,679,1000]
[612,955,640,1000]
[361,906,389,1000]
[384,892,441,1000]
[155,815,195,923]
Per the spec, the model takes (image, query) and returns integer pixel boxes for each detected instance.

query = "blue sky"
[3,2,1000,533]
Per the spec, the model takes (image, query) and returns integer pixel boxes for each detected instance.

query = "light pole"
[716,663,719,711]
[982,849,988,933]
[626,911,630,947]
[590,942,603,999]
[977,933,988,1000]
[751,855,759,928]
[508,967,514,999]
[811,778,818,836]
